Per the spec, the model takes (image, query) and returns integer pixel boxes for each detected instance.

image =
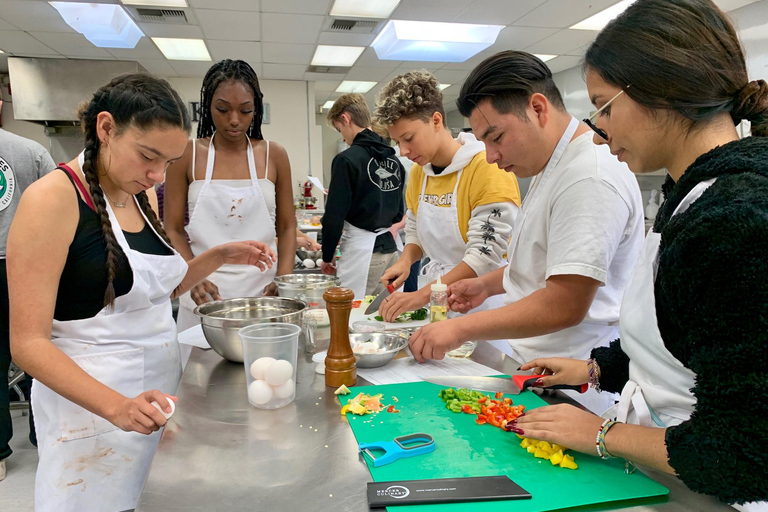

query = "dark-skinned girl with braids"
[6,74,275,512]
[164,60,296,330]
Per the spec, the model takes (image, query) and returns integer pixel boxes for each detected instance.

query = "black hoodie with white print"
[321,129,405,263]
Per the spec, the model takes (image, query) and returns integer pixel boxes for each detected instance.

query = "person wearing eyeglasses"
[408,51,645,413]
[510,0,768,508]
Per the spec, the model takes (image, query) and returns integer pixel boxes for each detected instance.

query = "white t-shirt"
[502,132,644,363]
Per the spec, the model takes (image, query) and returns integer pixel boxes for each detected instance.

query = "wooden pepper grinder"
[323,287,357,388]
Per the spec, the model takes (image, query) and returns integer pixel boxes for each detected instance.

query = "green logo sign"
[0,156,16,212]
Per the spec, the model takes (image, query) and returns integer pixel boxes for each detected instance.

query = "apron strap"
[204,133,216,184]
[263,140,270,181]
[245,137,259,185]
[191,138,197,182]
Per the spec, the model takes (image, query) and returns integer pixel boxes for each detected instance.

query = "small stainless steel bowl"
[350,332,409,368]
[194,297,307,363]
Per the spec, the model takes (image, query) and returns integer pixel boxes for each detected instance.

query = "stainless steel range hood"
[8,57,145,126]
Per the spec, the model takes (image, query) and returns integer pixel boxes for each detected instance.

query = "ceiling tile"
[107,37,165,60]
[314,80,341,92]
[0,16,19,31]
[343,66,393,82]
[138,23,204,39]
[390,0,469,22]
[261,0,332,15]
[546,55,582,74]
[395,62,444,74]
[355,47,401,68]
[196,9,260,41]
[188,0,261,11]
[29,32,113,59]
[262,63,307,80]
[455,0,545,25]
[0,31,60,56]
[206,40,261,64]
[433,68,469,85]
[0,0,76,33]
[524,29,598,56]
[261,13,324,44]
[170,60,217,77]
[137,58,178,76]
[488,26,560,53]
[262,42,314,64]
[512,0,623,29]
[303,71,347,81]
[317,32,376,47]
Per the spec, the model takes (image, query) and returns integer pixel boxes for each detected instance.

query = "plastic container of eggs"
[239,323,301,409]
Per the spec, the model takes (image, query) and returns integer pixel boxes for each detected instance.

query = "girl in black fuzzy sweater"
[514,0,768,507]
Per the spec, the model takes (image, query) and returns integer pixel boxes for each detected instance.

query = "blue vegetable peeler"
[358,433,436,468]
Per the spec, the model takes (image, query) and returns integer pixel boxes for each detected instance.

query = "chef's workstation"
[3,0,768,511]
[140,288,731,512]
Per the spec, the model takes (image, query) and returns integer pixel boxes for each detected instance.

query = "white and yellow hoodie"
[405,132,521,276]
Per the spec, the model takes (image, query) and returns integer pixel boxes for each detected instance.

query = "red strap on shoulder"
[59,164,96,212]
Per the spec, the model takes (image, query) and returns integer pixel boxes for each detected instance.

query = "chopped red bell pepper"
[386,405,400,413]
[494,392,504,399]
[477,397,487,404]
[461,404,474,414]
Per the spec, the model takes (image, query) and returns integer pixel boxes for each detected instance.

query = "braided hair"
[197,59,264,140]
[78,73,191,309]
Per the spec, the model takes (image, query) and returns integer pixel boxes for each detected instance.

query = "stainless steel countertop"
[136,342,734,512]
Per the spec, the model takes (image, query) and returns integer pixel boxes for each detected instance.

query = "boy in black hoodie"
[321,94,405,299]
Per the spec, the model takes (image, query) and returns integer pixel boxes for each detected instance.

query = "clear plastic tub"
[239,323,301,409]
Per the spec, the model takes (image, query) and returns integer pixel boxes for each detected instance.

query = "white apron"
[605,177,765,512]
[337,222,391,300]
[493,117,614,412]
[32,180,188,511]
[177,134,277,330]
[416,169,505,314]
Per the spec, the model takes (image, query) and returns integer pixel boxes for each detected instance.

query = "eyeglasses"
[583,87,628,141]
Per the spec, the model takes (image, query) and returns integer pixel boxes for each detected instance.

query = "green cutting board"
[341,381,668,512]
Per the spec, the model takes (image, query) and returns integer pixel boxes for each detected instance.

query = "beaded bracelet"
[587,358,602,392]
[595,418,619,459]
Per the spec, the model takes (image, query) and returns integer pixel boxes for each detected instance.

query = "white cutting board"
[348,304,429,330]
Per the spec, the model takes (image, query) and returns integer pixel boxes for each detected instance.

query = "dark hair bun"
[733,79,768,124]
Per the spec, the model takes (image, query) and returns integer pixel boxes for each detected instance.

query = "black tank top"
[54,168,173,321]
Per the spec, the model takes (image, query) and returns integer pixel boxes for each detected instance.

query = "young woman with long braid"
[164,59,296,330]
[6,74,275,511]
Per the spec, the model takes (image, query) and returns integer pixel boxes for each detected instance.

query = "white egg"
[303,258,316,269]
[250,357,276,380]
[272,378,295,399]
[316,258,323,267]
[265,359,293,387]
[151,398,176,420]
[248,380,273,405]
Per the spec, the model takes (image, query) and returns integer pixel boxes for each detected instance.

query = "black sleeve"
[590,339,630,394]
[656,175,768,504]
[321,154,354,263]
[394,161,406,224]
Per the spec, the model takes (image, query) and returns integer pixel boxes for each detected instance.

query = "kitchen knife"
[422,375,588,395]
[364,281,396,315]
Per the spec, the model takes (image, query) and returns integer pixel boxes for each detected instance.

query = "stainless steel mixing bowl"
[194,297,308,363]
[349,332,409,368]
[274,274,339,308]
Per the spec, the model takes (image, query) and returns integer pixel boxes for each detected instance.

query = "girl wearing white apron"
[515,0,768,506]
[175,132,278,330]
[374,70,521,323]
[7,74,275,511]
[164,60,295,333]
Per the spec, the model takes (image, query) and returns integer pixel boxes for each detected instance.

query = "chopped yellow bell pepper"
[534,448,551,460]
[527,445,536,454]
[520,438,531,449]
[537,441,553,453]
[550,450,564,466]
[559,454,578,470]
[340,404,350,416]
